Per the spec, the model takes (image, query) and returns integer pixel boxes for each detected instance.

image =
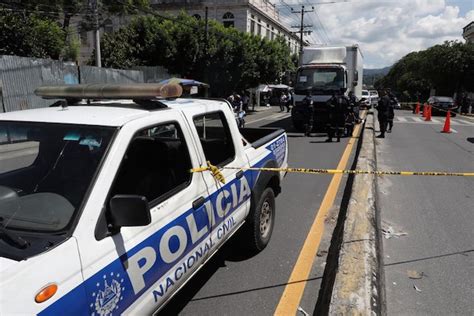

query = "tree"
[0,10,65,59]
[99,14,295,96]
[377,41,474,100]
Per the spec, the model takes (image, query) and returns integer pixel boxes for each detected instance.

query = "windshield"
[362,91,369,96]
[0,122,115,233]
[295,67,345,91]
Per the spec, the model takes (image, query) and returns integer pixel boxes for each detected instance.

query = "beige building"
[463,21,474,43]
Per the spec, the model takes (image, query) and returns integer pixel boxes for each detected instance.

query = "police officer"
[386,89,397,133]
[348,91,360,123]
[302,90,314,137]
[326,89,348,142]
[376,89,390,138]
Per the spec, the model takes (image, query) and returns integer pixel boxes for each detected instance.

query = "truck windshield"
[0,122,115,233]
[295,68,345,91]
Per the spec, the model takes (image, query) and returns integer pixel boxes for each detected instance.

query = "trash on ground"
[413,284,422,292]
[297,306,309,316]
[407,270,424,279]
[381,222,408,239]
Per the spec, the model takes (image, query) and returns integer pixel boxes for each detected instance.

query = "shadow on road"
[467,137,474,144]
[157,237,265,315]
[384,249,474,267]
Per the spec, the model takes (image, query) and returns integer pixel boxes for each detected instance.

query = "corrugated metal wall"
[79,66,144,84]
[0,55,78,112]
[0,55,173,113]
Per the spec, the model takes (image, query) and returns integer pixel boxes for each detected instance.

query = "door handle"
[192,196,205,210]
[236,170,244,179]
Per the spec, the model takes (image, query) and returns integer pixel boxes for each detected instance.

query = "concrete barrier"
[329,112,384,314]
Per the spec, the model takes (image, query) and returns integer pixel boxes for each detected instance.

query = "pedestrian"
[279,93,287,112]
[461,92,471,115]
[326,90,348,142]
[376,89,390,138]
[302,90,314,137]
[387,89,397,133]
[242,92,249,112]
[285,91,292,113]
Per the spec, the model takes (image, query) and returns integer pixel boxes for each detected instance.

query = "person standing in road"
[302,90,314,137]
[326,90,348,142]
[387,89,397,133]
[285,91,292,113]
[460,92,471,115]
[376,89,390,138]
[348,91,360,123]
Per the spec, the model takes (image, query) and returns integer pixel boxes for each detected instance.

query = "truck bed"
[240,127,285,149]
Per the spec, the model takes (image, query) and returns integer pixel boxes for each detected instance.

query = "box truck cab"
[292,45,363,131]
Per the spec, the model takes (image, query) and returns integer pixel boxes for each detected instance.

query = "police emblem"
[90,272,125,316]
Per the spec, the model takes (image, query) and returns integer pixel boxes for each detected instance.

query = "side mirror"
[353,81,358,87]
[109,195,151,228]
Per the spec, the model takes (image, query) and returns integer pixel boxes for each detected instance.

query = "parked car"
[0,83,288,315]
[427,96,458,117]
[360,90,371,108]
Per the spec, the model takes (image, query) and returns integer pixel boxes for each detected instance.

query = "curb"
[328,112,383,314]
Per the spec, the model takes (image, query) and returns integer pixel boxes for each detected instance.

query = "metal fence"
[80,65,144,84]
[0,55,174,113]
[0,55,79,112]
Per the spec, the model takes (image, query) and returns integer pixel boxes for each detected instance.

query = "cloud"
[281,0,473,68]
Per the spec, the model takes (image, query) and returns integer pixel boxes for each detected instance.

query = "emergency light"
[34,83,183,100]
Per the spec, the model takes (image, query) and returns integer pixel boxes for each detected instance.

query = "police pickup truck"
[0,83,287,315]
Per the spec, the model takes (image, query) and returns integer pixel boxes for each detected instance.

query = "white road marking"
[247,112,288,124]
[395,116,473,127]
[397,117,407,122]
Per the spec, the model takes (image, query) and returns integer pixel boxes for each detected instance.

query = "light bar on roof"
[34,83,183,100]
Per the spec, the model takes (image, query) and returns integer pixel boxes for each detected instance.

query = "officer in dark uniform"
[376,89,390,138]
[386,89,397,132]
[302,90,314,137]
[348,91,360,123]
[326,89,348,142]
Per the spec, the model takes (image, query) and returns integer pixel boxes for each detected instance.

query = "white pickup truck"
[0,84,288,315]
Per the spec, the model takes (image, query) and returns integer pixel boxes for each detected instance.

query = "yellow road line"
[274,117,363,315]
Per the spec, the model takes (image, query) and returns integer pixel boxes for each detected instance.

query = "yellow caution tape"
[190,163,474,183]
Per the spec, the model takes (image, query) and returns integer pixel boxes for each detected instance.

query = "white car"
[360,90,372,108]
[369,90,379,106]
[0,84,288,315]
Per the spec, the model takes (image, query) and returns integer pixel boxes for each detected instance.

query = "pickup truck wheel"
[245,187,275,253]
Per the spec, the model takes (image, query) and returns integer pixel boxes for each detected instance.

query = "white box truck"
[291,45,364,131]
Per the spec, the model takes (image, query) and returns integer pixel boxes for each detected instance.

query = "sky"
[276,0,474,68]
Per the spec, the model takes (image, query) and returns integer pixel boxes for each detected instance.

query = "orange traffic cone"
[425,105,432,121]
[441,110,451,133]
[415,102,420,114]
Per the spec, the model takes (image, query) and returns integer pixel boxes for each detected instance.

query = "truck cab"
[291,46,363,131]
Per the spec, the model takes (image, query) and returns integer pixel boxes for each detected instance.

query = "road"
[159,107,362,315]
[375,110,474,315]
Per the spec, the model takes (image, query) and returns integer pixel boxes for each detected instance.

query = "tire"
[242,187,275,253]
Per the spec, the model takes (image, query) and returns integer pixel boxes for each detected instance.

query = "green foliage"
[100,14,295,96]
[63,29,81,62]
[0,10,65,59]
[377,41,474,100]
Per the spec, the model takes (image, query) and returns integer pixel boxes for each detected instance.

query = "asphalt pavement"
[158,107,361,315]
[375,110,474,315]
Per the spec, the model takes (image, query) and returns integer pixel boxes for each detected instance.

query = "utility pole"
[204,6,209,93]
[291,5,314,65]
[91,0,101,67]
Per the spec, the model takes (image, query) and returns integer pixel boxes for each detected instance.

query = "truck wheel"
[244,187,275,253]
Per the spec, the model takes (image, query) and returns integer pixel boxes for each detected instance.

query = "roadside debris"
[413,284,422,293]
[407,270,424,279]
[297,306,309,316]
[381,222,407,239]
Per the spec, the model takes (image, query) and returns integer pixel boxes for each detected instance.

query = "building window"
[257,23,262,36]
[222,12,234,28]
[193,14,201,20]
[266,25,270,39]
[250,19,255,34]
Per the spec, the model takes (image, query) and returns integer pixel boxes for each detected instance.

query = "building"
[463,21,474,43]
[149,0,300,54]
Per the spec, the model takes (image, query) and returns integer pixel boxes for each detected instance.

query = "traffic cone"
[441,110,451,133]
[425,105,432,121]
[415,102,420,114]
